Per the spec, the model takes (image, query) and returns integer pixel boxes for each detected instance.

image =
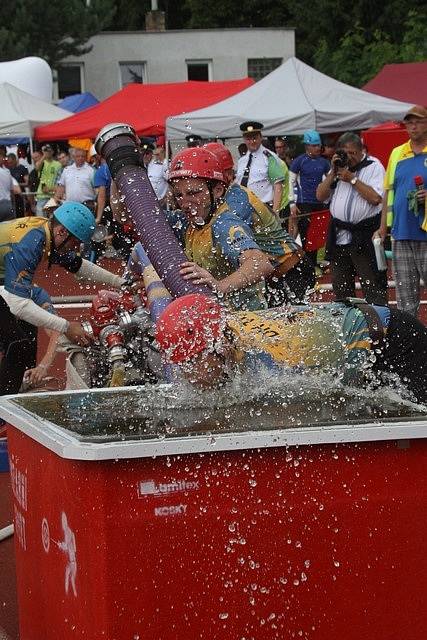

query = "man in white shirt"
[55,148,96,211]
[317,132,386,305]
[236,121,286,214]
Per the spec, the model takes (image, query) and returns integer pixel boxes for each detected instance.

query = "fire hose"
[94,123,213,300]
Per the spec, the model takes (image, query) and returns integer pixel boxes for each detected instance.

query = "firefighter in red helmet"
[167,147,273,311]
[201,142,315,307]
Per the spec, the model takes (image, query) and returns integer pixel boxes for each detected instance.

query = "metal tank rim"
[1,388,426,462]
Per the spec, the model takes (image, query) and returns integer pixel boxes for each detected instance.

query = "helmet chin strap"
[194,182,223,227]
[48,220,72,269]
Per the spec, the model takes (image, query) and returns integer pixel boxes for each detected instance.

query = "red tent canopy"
[34,79,254,141]
[363,62,427,105]
[362,121,408,168]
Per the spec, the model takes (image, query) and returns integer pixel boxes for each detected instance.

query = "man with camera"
[316,132,387,305]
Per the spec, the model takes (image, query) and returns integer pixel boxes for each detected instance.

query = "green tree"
[182,0,290,28]
[103,0,190,31]
[0,0,115,69]
[290,0,425,74]
[313,8,427,87]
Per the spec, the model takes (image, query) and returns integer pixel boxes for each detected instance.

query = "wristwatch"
[350,176,358,186]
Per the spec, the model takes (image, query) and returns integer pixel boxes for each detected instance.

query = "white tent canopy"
[0,57,52,102]
[166,57,413,139]
[0,82,69,139]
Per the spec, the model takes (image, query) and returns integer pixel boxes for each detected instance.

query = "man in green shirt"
[35,144,61,216]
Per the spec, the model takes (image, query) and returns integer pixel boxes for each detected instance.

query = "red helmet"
[169,147,225,183]
[203,142,234,172]
[155,294,224,363]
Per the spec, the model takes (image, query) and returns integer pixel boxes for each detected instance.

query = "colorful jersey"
[0,216,51,298]
[290,154,330,204]
[384,141,427,241]
[227,303,390,383]
[166,208,267,311]
[31,285,55,315]
[225,184,299,270]
[36,160,61,200]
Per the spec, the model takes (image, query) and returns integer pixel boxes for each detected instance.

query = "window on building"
[119,62,146,87]
[57,65,84,99]
[247,58,283,82]
[186,60,212,82]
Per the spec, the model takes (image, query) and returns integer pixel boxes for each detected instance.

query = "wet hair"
[336,132,362,150]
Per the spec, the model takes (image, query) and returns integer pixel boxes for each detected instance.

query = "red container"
[2,388,427,640]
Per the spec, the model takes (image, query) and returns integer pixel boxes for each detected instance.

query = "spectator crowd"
[0,102,426,320]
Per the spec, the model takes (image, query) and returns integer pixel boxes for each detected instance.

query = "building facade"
[57,28,295,100]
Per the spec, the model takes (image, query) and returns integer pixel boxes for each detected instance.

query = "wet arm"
[272,182,283,214]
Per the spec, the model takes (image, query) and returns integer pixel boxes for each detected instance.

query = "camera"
[333,149,348,169]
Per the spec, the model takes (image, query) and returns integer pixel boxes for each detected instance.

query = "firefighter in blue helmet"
[0,201,125,394]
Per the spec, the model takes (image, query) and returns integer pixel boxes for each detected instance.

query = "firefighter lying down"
[25,239,427,406]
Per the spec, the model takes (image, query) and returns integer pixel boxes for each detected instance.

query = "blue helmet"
[303,129,321,145]
[53,202,95,244]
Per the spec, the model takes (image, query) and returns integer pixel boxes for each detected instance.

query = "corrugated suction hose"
[95,123,213,299]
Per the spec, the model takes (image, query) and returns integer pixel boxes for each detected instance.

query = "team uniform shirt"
[147,159,168,200]
[236,146,286,204]
[166,207,267,311]
[31,285,55,315]
[36,160,61,201]
[289,154,330,204]
[225,184,300,271]
[0,217,51,296]
[384,141,427,241]
[58,163,96,203]
[0,216,124,337]
[227,302,390,384]
[0,167,13,201]
[329,156,384,245]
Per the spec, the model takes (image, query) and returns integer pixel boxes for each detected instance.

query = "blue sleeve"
[31,286,56,315]
[224,185,254,226]
[93,164,111,189]
[164,209,188,246]
[212,214,259,268]
[290,155,302,174]
[4,229,46,298]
